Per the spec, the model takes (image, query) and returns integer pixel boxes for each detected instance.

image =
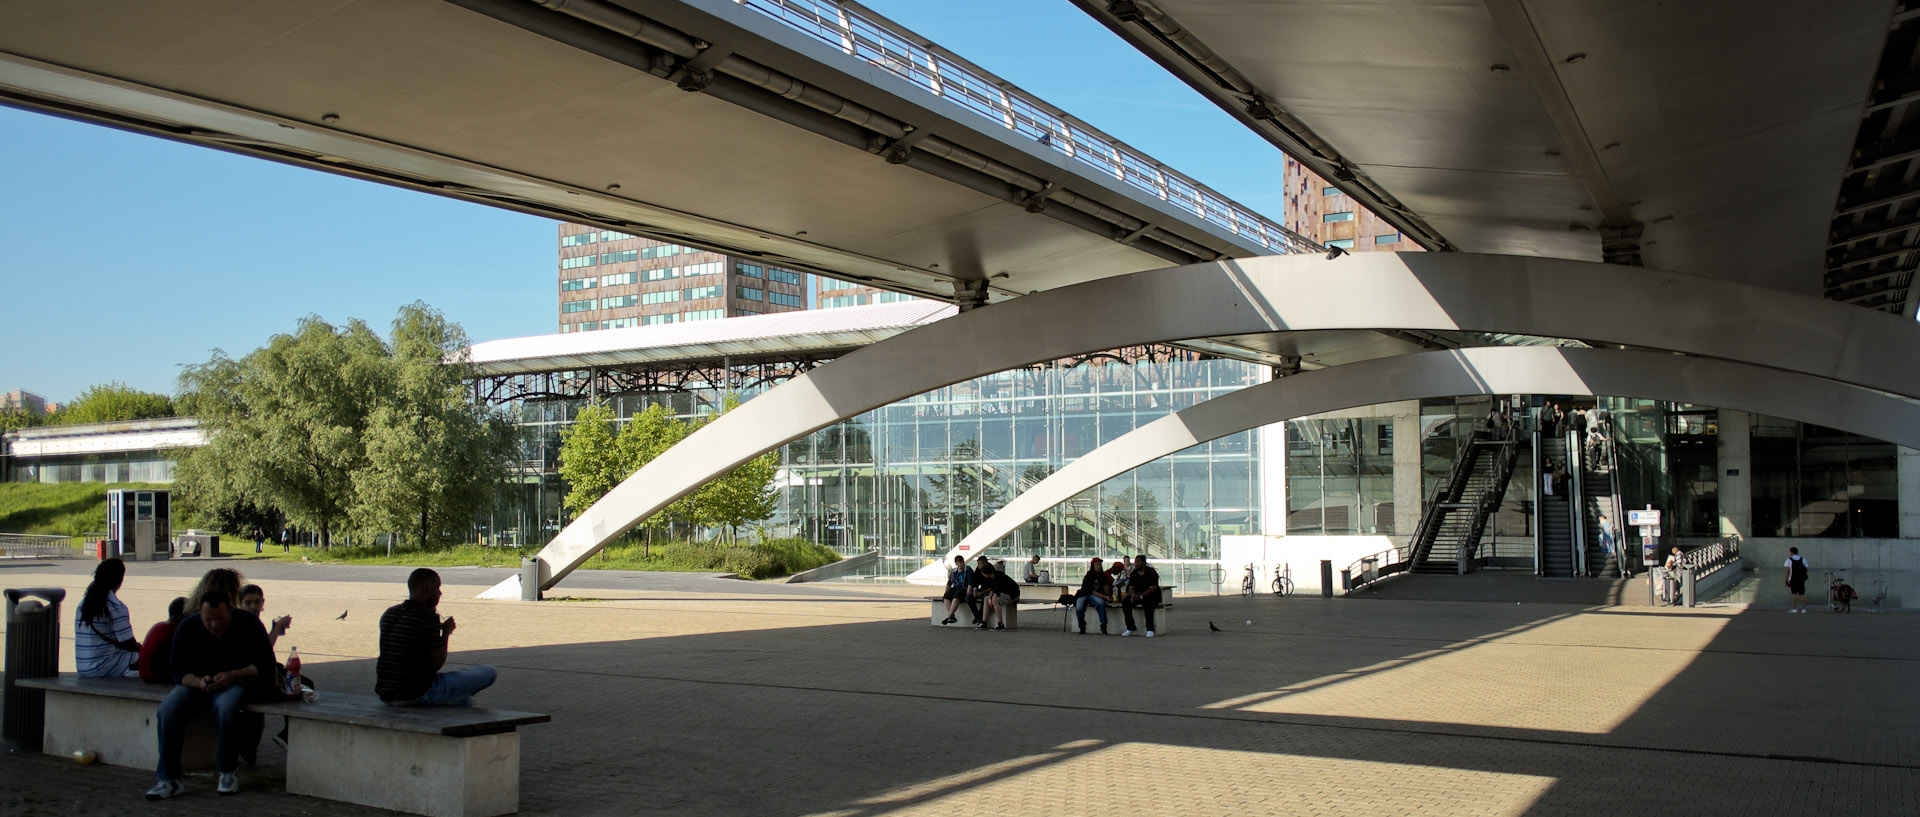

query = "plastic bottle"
[284,646,302,694]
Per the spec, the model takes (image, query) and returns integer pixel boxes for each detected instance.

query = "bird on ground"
[1208,621,1221,632]
[335,610,349,620]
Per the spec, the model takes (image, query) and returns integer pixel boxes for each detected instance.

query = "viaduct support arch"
[506,253,1920,593]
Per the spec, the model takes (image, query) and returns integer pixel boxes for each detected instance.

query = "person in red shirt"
[137,597,187,685]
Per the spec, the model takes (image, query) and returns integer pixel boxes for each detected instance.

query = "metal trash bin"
[3,587,67,752]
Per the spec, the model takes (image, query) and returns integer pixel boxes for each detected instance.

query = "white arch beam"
[511,253,1920,592]
[907,346,1920,582]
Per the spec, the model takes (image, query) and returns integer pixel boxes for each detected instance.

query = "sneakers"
[1100,626,1108,634]
[1145,631,1156,638]
[975,622,988,629]
[993,624,1006,631]
[145,780,185,801]
[1121,630,1134,636]
[940,616,955,625]
[217,772,238,796]
[1078,626,1087,634]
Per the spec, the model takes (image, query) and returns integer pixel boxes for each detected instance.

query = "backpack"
[1789,556,1808,583]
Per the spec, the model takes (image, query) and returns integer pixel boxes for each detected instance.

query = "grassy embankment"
[0,482,170,535]
[257,537,840,580]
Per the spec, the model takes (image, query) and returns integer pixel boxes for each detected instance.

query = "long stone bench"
[20,675,548,817]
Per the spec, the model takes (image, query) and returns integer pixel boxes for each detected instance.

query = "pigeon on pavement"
[335,610,349,620]
[1208,621,1221,632]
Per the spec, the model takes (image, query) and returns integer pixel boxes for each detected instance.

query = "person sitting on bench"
[146,590,274,800]
[1073,557,1113,634]
[938,555,973,625]
[378,568,498,708]
[975,560,1019,631]
[1121,554,1163,637]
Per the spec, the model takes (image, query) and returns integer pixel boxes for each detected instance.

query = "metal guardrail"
[742,0,1321,256]
[1681,536,1741,575]
[1343,546,1406,595]
[0,533,90,559]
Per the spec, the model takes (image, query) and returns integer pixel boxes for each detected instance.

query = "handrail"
[1531,428,1544,574]
[1342,545,1406,595]
[1681,535,1741,574]
[1568,429,1587,577]
[741,0,1321,255]
[1603,420,1631,577]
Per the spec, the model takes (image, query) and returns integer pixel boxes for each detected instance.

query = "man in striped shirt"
[376,569,497,707]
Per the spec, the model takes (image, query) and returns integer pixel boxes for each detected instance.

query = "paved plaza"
[1,557,1915,816]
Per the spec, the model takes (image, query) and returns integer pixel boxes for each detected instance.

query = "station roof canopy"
[466,300,955,376]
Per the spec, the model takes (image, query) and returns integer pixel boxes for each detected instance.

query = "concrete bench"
[1059,600,1174,634]
[20,675,548,817]
[926,594,1066,629]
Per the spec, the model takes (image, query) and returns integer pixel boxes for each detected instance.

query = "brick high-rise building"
[556,225,812,332]
[1283,156,1421,255]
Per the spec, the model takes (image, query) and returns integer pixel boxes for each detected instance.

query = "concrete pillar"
[1258,419,1287,536]
[1392,401,1423,540]
[1900,446,1920,539]
[1717,410,1751,540]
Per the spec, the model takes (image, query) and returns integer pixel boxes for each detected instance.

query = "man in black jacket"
[1121,554,1163,637]
[1073,557,1113,634]
[146,590,273,800]
[976,560,1020,631]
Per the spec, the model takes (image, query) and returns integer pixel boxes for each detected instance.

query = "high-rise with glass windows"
[556,224,812,332]
[1283,156,1419,254]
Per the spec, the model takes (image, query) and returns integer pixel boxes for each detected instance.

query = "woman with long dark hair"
[76,557,140,677]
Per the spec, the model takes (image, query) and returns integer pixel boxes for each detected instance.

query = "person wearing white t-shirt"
[1784,547,1811,613]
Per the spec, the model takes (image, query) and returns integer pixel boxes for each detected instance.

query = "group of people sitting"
[937,553,1164,636]
[70,559,497,801]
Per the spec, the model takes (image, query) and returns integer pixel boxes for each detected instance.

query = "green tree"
[557,402,624,520]
[53,383,174,425]
[0,406,45,434]
[352,304,516,547]
[616,402,692,552]
[680,396,778,542]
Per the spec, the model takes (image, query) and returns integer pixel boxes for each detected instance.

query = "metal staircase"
[1409,418,1522,574]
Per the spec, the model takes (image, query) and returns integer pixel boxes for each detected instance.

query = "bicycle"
[1272,563,1294,597]
[1241,563,1256,597]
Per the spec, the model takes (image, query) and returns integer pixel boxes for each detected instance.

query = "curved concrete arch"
[514,252,1920,591]
[905,346,1920,582]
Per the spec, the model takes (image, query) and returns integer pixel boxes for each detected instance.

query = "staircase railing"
[1457,436,1520,572]
[1568,429,1588,577]
[1343,545,1407,594]
[1531,428,1545,574]
[1604,423,1631,577]
[1409,425,1489,570]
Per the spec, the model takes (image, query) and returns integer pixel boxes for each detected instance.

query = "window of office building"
[640,291,679,306]
[560,255,597,270]
[561,299,596,313]
[737,286,764,301]
[640,244,682,260]
[1322,186,1340,196]
[1323,211,1355,223]
[598,231,634,242]
[600,249,639,265]
[875,292,917,304]
[600,271,638,286]
[643,267,677,282]
[601,294,640,309]
[1375,233,1401,244]
[769,269,802,285]
[1326,239,1355,249]
[732,309,759,317]
[641,314,676,325]
[1749,415,1896,538]
[602,317,638,329]
[684,285,723,300]
[683,309,724,322]
[820,277,859,291]
[561,321,599,332]
[821,294,869,308]
[560,277,598,291]
[681,261,723,277]
[1285,417,1395,535]
[560,233,597,247]
[736,263,764,278]
[769,292,803,308]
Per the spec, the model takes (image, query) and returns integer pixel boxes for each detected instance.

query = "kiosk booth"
[104,489,170,561]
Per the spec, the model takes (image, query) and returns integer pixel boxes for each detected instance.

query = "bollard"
[4,587,67,752]
[1319,560,1334,598]
[520,557,543,601]
[1681,568,1696,608]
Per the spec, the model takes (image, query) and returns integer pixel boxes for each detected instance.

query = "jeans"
[155,683,248,781]
[393,665,498,708]
[1074,595,1107,629]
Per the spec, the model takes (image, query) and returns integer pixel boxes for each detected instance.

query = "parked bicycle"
[1272,563,1294,597]
[1241,563,1257,597]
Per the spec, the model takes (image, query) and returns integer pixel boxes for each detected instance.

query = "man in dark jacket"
[1121,554,1163,637]
[377,568,497,707]
[1073,557,1113,634]
[146,590,274,800]
[976,560,1020,631]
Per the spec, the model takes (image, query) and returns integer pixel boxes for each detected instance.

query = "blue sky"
[0,1,1287,403]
